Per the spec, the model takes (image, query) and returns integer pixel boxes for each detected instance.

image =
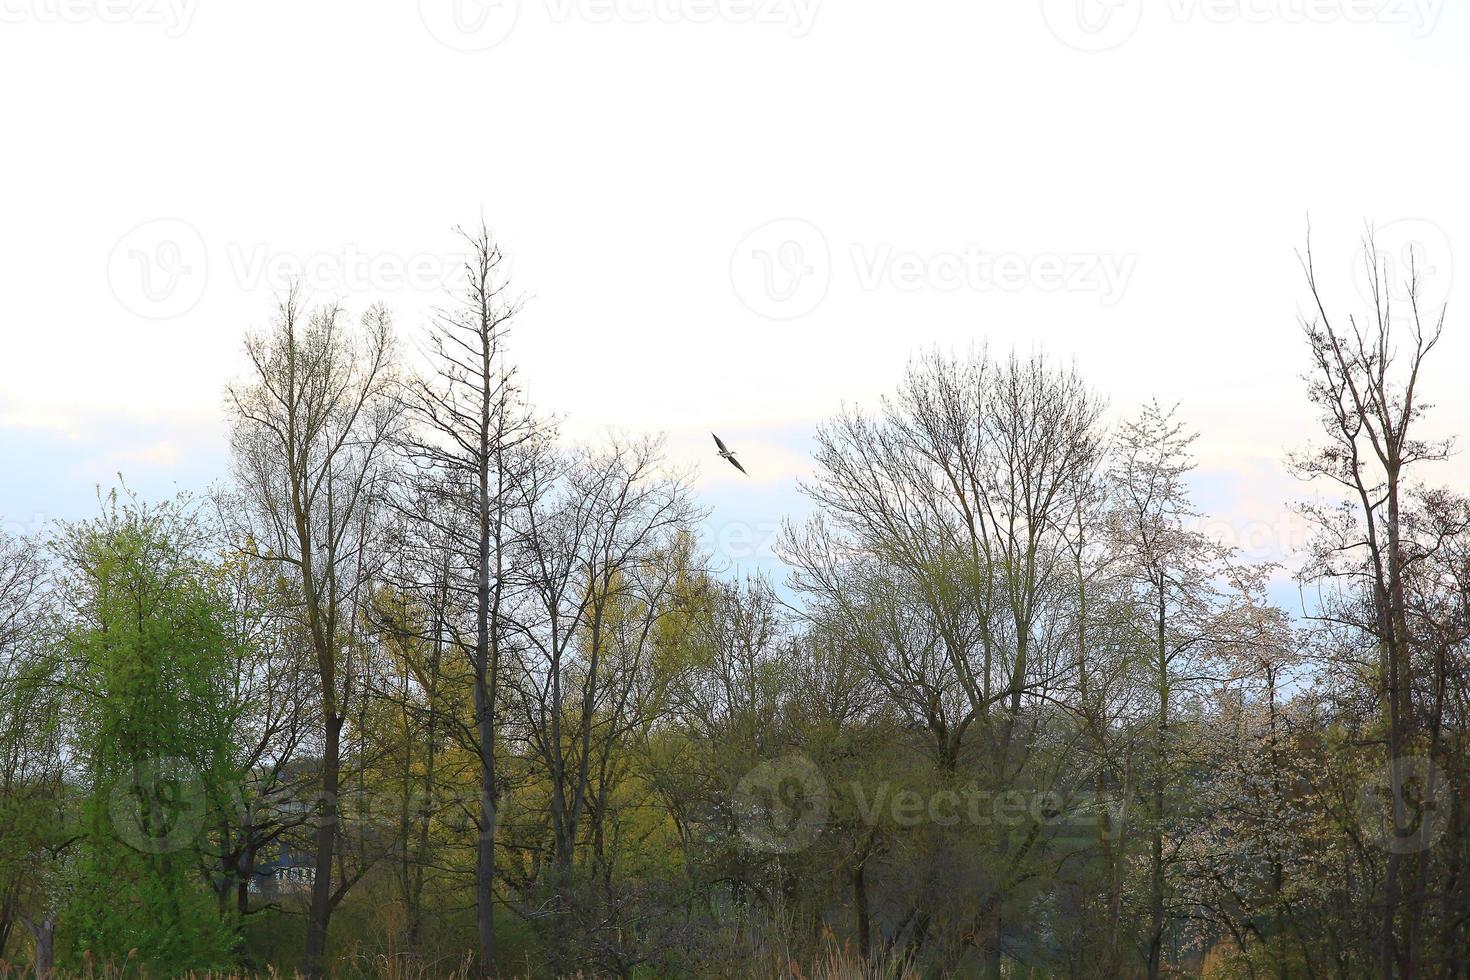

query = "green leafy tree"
[56,490,241,974]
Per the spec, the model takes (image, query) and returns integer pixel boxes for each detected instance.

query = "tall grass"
[0,934,915,978]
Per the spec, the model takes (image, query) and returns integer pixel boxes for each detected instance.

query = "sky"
[1,0,1467,606]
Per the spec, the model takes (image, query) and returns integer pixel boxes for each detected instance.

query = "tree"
[506,435,693,946]
[1107,401,1235,979]
[1292,229,1456,979]
[227,290,401,977]
[54,490,240,974]
[201,512,316,926]
[783,347,1105,975]
[363,580,479,957]
[0,523,65,979]
[396,224,535,977]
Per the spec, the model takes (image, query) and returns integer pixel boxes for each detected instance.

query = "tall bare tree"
[1292,230,1452,980]
[226,290,399,978]
[396,224,534,978]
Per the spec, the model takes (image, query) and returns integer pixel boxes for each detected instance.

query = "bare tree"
[783,347,1105,975]
[395,223,535,978]
[1292,229,1453,980]
[226,289,400,978]
[507,436,694,896]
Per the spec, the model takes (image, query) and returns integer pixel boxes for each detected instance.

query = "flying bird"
[711,433,748,475]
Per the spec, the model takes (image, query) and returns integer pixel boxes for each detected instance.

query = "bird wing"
[728,455,748,475]
[712,432,729,453]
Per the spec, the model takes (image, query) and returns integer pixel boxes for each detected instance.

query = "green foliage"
[56,490,241,974]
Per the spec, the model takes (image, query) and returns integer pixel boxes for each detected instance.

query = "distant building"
[249,844,317,896]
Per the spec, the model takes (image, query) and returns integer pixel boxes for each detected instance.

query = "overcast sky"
[2,0,1467,601]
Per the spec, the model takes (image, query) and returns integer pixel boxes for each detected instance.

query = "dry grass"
[788,938,921,980]
[0,935,914,979]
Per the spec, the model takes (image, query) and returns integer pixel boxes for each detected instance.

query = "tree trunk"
[237,839,256,918]
[304,713,342,978]
[473,298,500,979]
[476,684,498,979]
[981,903,1003,980]
[1148,586,1168,980]
[21,916,54,980]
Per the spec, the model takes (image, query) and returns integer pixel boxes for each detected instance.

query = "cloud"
[0,400,229,529]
